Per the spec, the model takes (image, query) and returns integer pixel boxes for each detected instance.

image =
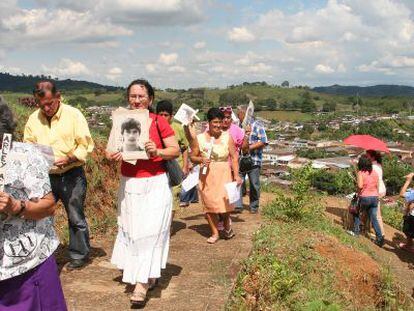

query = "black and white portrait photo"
[106,108,149,161]
[120,118,144,152]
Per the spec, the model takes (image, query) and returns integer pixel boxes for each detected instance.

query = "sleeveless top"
[198,131,229,162]
[360,170,379,197]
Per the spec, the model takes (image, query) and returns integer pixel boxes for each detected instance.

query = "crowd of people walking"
[2,77,414,310]
[0,78,268,309]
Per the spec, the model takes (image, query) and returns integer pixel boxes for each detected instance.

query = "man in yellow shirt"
[24,81,94,269]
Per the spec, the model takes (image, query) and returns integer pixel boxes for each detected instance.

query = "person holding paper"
[0,99,67,310]
[106,79,180,307]
[24,80,94,270]
[190,108,242,244]
[236,104,268,214]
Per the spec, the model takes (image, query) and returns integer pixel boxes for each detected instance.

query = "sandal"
[207,235,220,244]
[148,278,158,291]
[223,228,235,240]
[399,243,414,253]
[130,285,148,307]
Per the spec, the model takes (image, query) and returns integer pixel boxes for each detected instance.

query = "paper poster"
[174,103,200,126]
[182,165,200,192]
[242,100,254,129]
[106,108,150,161]
[225,182,241,204]
[201,138,215,175]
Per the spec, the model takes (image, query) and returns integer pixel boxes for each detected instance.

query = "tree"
[322,101,336,112]
[300,92,316,112]
[281,80,289,88]
[218,92,249,106]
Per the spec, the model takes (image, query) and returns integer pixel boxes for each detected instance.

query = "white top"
[373,162,386,197]
[0,142,59,281]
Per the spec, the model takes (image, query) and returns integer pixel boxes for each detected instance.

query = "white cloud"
[168,65,186,73]
[101,0,205,26]
[248,63,271,73]
[0,65,22,75]
[41,58,91,78]
[105,67,123,81]
[315,64,335,74]
[193,41,206,49]
[228,27,255,43]
[0,9,132,48]
[145,63,157,73]
[158,53,178,65]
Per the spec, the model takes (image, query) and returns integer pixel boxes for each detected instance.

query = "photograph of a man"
[120,118,143,152]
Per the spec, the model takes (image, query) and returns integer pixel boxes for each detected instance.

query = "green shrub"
[311,169,355,195]
[382,203,403,230]
[382,156,412,195]
[264,165,323,221]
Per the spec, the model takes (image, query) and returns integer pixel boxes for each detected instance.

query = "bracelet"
[157,149,164,159]
[14,200,26,218]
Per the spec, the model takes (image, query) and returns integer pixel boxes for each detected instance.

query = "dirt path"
[58,194,274,311]
[324,196,414,298]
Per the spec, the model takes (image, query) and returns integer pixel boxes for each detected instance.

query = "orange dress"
[197,132,234,214]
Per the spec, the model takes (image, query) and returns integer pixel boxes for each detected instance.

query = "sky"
[1,0,414,89]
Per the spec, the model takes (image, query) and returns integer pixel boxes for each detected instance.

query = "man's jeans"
[180,186,198,203]
[353,196,382,240]
[50,166,90,260]
[236,165,261,211]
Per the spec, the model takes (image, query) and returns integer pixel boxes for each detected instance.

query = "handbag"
[155,117,183,187]
[239,153,254,173]
[348,193,360,215]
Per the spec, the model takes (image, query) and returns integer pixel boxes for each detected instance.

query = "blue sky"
[1,0,414,89]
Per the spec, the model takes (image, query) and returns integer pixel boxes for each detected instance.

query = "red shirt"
[121,113,175,178]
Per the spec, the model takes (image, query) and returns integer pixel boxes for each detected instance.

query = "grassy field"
[227,181,412,310]
[257,110,314,122]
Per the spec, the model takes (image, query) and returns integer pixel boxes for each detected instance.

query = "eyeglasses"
[219,106,232,112]
[129,94,149,102]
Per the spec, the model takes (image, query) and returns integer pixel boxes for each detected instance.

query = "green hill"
[0,72,122,93]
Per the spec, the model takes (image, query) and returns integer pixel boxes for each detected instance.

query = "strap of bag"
[154,116,166,149]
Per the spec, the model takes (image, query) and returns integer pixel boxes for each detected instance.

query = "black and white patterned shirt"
[0,142,59,281]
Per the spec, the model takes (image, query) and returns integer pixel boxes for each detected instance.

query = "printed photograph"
[107,108,149,161]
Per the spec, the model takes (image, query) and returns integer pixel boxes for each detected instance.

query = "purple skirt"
[0,255,67,311]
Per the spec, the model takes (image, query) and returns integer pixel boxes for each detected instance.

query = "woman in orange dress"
[190,108,242,243]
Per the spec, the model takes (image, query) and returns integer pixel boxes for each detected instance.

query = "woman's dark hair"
[156,100,173,115]
[358,154,373,173]
[127,79,155,100]
[367,149,382,165]
[0,96,17,139]
[121,118,141,135]
[206,107,224,122]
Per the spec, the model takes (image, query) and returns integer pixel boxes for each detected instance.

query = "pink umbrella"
[343,134,389,153]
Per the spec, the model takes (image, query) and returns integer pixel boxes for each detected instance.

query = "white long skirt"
[111,173,172,284]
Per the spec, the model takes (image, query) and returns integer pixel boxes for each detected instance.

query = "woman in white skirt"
[106,79,179,307]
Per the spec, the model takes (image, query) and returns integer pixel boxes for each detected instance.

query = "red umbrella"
[343,134,389,153]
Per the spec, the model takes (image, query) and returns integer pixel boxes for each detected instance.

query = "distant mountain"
[0,72,122,93]
[313,84,414,97]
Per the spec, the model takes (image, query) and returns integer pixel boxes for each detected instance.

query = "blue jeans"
[180,186,198,203]
[236,165,261,211]
[50,166,89,260]
[353,196,382,240]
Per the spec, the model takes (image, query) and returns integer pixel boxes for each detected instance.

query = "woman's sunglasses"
[219,106,232,112]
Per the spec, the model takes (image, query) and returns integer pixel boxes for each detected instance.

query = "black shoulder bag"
[155,117,183,187]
